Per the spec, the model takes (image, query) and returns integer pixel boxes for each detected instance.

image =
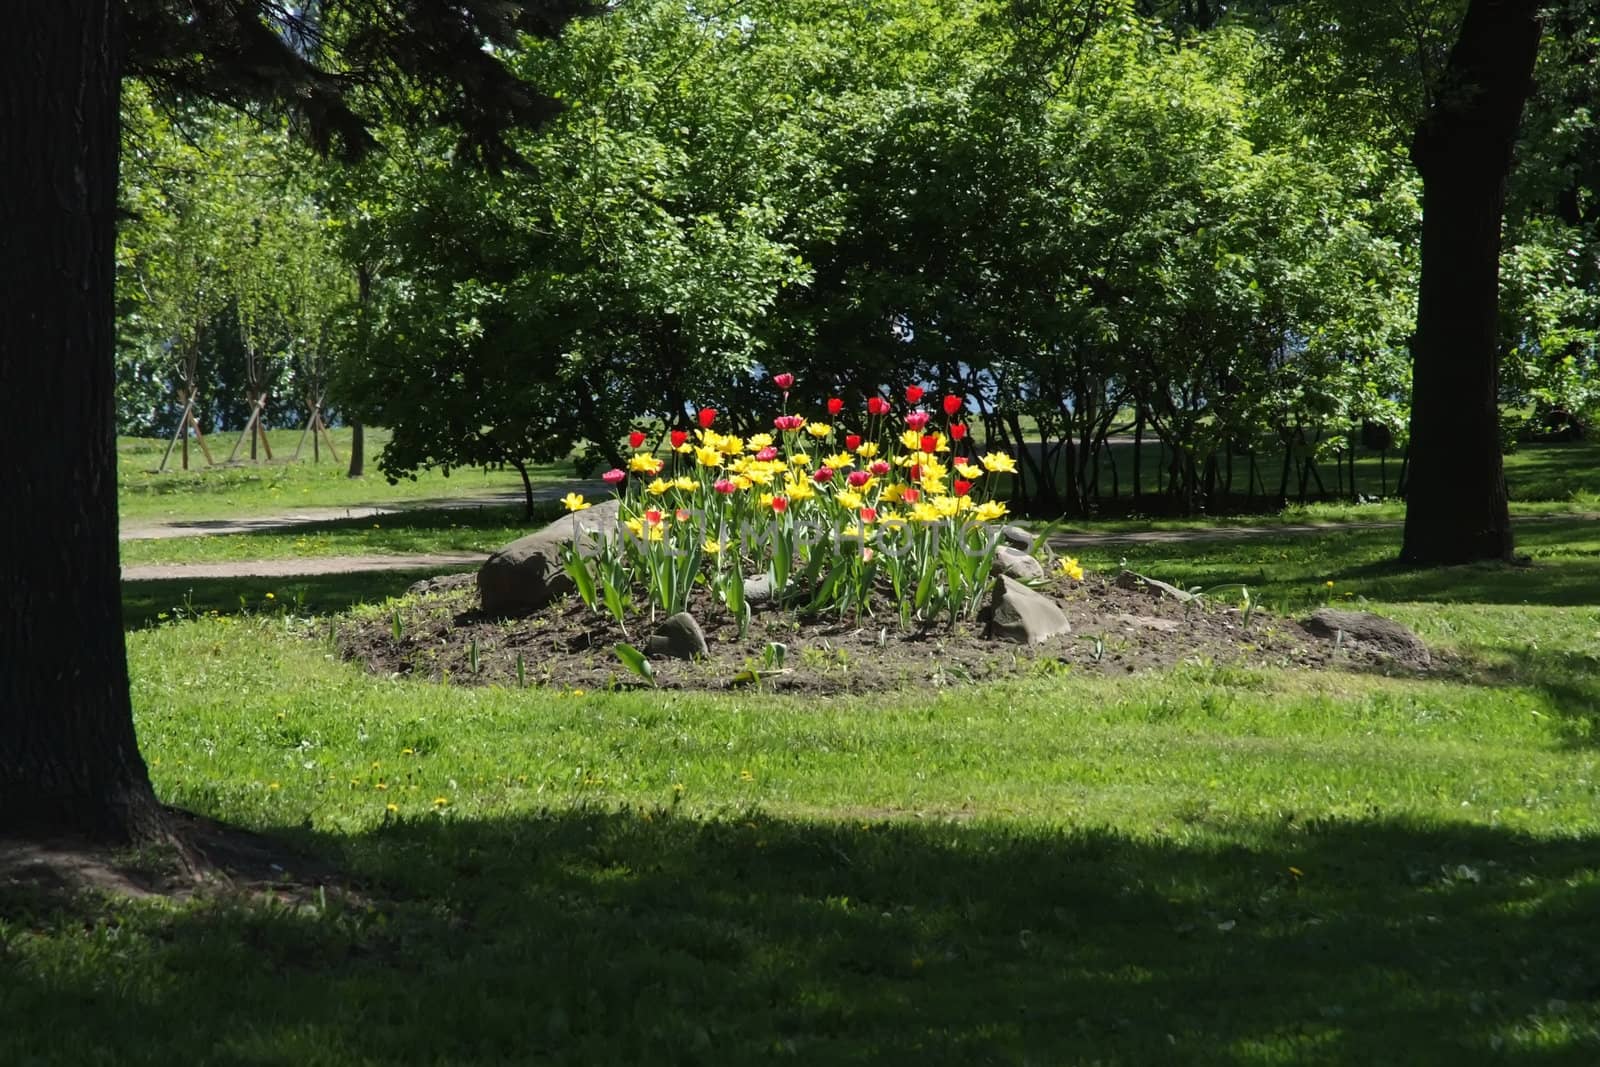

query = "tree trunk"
[348,420,366,478]
[1402,0,1542,565]
[1,1,167,842]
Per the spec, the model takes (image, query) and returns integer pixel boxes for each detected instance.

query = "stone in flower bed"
[986,576,1071,644]
[478,498,622,616]
[1302,608,1431,669]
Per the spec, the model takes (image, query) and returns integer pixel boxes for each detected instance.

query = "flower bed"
[557,375,1065,634]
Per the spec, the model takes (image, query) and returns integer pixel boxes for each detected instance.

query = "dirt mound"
[335,574,1430,694]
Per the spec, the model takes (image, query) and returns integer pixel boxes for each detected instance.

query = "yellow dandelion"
[386,802,399,813]
[1058,556,1084,581]
[433,796,449,807]
[265,592,276,600]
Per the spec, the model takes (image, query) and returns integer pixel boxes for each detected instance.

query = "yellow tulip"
[561,492,591,512]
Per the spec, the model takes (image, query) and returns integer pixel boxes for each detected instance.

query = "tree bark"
[348,420,366,477]
[0,1,167,843]
[1402,0,1542,565]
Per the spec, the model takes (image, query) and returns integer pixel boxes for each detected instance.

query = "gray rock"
[1303,608,1431,668]
[647,612,708,660]
[1115,570,1196,603]
[999,525,1035,551]
[987,575,1071,644]
[992,545,1046,582]
[477,498,622,617]
[742,573,775,607]
[407,572,475,597]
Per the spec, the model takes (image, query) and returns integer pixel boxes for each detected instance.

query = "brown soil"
[0,809,352,908]
[335,573,1430,694]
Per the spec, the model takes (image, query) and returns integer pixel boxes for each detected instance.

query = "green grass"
[117,426,573,523]
[9,501,1600,1062]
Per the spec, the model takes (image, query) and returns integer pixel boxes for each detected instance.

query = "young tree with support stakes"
[0,0,596,846]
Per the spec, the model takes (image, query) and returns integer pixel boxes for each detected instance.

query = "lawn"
[6,511,1599,1063]
[117,426,574,524]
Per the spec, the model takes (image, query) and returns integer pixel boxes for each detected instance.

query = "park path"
[118,482,597,541]
[117,510,1597,583]
[118,516,1408,583]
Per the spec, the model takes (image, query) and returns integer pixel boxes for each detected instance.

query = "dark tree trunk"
[348,420,366,477]
[1,1,167,843]
[1402,0,1542,564]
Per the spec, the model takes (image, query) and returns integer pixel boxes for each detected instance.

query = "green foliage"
[117,85,352,436]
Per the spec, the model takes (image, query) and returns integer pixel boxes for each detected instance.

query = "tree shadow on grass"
[120,568,466,630]
[4,811,1597,1065]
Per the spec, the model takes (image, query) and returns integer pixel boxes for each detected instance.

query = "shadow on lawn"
[5,812,1598,1065]
[120,568,467,630]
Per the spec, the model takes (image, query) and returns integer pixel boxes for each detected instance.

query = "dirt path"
[121,554,485,582]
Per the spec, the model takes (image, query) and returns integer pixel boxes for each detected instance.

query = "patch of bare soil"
[0,809,352,909]
[335,574,1430,693]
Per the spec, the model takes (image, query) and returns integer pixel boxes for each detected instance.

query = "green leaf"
[613,642,654,686]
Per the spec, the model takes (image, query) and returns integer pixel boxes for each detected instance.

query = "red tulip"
[645,508,663,525]
[714,479,736,494]
[867,396,890,417]
[955,479,973,496]
[847,470,871,488]
[813,467,835,484]
[909,464,921,481]
[905,385,924,405]
[827,397,844,416]
[919,434,937,453]
[902,487,921,503]
[670,429,688,448]
[773,415,805,432]
[675,508,691,522]
[905,411,930,430]
[869,460,890,476]
[771,496,789,513]
[628,430,647,449]
[698,407,717,428]
[602,468,626,485]
[773,372,795,391]
[755,446,779,461]
[845,434,862,451]
[950,422,968,441]
[860,507,878,524]
[943,394,963,416]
